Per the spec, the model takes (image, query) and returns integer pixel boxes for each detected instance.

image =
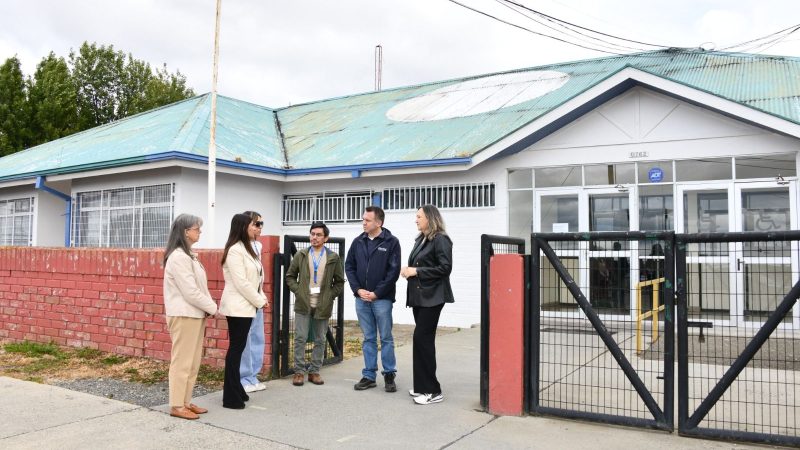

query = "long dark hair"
[221,213,258,265]
[163,214,202,265]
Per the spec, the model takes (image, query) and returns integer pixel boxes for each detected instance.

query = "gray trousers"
[293,311,328,374]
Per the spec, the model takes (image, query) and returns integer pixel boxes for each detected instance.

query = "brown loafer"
[292,373,305,386]
[186,403,208,414]
[170,406,199,420]
[308,373,324,385]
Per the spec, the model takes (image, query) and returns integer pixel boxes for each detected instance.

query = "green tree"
[70,42,125,130]
[28,52,77,145]
[118,55,152,117]
[0,56,32,155]
[144,64,195,110]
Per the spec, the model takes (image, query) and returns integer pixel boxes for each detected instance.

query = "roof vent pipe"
[375,44,383,91]
[35,176,72,247]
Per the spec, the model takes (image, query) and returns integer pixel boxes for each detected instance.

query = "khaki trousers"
[167,316,207,407]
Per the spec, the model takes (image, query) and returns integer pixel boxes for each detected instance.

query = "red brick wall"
[0,235,279,370]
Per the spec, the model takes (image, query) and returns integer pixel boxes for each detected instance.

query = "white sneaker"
[244,382,266,393]
[408,389,423,397]
[413,393,443,405]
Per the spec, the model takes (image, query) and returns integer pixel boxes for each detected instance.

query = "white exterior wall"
[282,164,507,327]
[35,179,72,247]
[176,168,284,248]
[503,87,799,170]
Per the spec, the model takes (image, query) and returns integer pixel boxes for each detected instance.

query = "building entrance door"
[676,183,734,324]
[733,181,798,327]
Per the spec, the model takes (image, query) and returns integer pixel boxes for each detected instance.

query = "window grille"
[383,183,495,210]
[72,184,174,248]
[0,197,35,246]
[282,191,372,225]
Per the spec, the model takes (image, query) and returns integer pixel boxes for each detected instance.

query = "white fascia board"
[45,160,287,183]
[0,178,36,189]
[471,67,800,166]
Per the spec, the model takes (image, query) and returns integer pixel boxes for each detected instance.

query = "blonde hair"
[418,204,446,240]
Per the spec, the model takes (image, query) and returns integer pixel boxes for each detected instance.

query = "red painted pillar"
[488,253,524,416]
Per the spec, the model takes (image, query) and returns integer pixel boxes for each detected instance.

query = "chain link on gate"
[272,235,345,378]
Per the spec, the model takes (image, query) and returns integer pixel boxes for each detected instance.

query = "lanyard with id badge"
[309,246,325,294]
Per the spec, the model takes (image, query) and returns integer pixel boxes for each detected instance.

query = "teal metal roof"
[0,95,283,179]
[1,48,799,181]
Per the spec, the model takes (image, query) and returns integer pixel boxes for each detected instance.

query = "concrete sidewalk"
[0,327,764,449]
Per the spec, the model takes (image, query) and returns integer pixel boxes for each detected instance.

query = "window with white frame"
[282,191,372,225]
[0,197,35,246]
[383,183,495,210]
[72,184,174,248]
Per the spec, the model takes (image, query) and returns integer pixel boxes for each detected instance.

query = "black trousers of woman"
[223,316,253,409]
[412,303,444,395]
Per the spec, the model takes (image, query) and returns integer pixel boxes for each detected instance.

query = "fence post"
[488,253,525,416]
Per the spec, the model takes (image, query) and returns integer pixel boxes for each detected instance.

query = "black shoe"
[354,377,377,391]
[384,373,397,392]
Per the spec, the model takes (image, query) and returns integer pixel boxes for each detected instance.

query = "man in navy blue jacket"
[345,206,402,392]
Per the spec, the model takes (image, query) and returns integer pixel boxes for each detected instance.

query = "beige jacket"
[163,248,218,318]
[220,241,267,317]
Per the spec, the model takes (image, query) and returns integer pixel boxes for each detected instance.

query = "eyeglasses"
[254,221,264,228]
[187,227,201,232]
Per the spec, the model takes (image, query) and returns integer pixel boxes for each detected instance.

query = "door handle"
[737,258,743,271]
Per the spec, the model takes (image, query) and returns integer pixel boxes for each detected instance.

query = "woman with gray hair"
[400,204,454,405]
[163,213,219,420]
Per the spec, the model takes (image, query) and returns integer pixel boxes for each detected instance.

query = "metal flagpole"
[207,0,222,246]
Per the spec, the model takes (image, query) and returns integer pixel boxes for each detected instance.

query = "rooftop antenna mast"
[374,45,383,91]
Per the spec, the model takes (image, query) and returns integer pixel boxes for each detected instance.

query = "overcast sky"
[1,0,798,107]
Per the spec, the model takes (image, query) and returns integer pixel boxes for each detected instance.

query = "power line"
[447,0,635,55]
[449,0,800,59]
[495,0,649,53]
[499,0,668,48]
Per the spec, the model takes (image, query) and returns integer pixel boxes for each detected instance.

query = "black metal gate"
[481,229,800,444]
[675,231,800,446]
[529,231,674,430]
[271,235,345,378]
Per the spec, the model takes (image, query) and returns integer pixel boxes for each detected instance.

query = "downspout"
[35,176,71,247]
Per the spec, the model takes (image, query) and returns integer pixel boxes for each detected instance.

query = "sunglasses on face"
[254,221,264,228]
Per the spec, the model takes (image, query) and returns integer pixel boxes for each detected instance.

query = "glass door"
[676,183,735,324]
[586,187,635,316]
[536,189,582,314]
[734,181,797,327]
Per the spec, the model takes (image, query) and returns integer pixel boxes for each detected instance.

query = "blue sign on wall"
[648,167,664,183]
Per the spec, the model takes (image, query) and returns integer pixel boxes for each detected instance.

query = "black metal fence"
[271,235,346,378]
[479,234,526,409]
[530,231,675,430]
[676,231,800,446]
[480,229,800,445]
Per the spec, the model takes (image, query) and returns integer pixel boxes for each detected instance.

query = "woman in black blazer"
[400,204,454,405]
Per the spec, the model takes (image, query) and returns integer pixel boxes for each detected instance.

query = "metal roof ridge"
[169,94,213,152]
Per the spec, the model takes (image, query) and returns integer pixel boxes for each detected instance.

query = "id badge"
[310,286,321,294]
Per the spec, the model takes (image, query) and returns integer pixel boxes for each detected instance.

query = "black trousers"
[223,316,253,408]
[412,303,444,395]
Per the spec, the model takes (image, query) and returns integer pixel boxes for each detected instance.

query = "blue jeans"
[355,298,396,380]
[240,307,265,386]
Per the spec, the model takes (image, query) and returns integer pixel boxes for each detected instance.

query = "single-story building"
[0,48,798,327]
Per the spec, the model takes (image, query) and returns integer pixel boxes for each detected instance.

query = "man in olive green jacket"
[285,221,345,386]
